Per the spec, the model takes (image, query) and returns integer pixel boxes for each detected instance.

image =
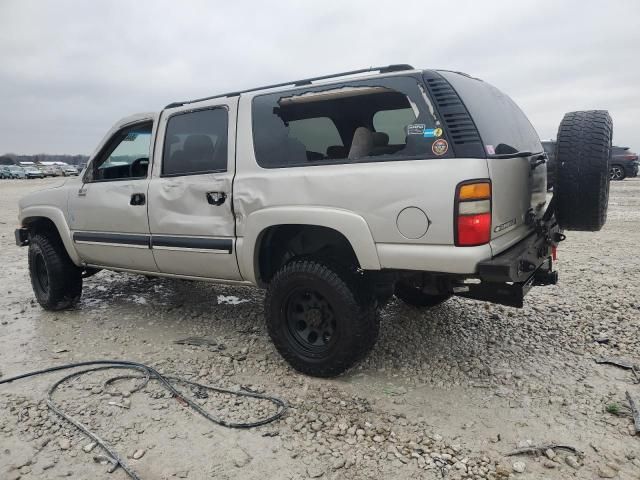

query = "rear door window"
[439,71,542,155]
[162,108,228,176]
[252,76,450,168]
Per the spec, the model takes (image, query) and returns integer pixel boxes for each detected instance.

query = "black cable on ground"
[0,360,288,480]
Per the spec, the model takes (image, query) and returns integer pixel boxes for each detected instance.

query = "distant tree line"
[0,153,89,166]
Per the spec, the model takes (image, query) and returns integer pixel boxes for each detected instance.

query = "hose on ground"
[0,360,288,479]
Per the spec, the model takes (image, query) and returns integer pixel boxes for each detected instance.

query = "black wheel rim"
[34,253,49,294]
[285,289,337,354]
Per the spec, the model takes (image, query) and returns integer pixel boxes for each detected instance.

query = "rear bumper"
[457,219,562,307]
[626,162,639,177]
[478,225,559,283]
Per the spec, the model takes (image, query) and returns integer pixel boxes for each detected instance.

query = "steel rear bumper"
[478,226,559,283]
[456,221,562,307]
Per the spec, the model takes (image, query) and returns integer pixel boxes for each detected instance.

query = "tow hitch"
[456,199,564,308]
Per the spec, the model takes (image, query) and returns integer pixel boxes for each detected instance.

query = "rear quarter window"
[439,71,542,155]
[251,76,452,168]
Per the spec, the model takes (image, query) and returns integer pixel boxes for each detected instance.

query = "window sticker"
[407,123,425,135]
[432,139,448,156]
[423,128,436,138]
[485,145,496,155]
[423,127,444,138]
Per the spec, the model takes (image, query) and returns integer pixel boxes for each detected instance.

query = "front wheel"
[28,233,83,310]
[265,259,378,377]
[609,164,626,181]
[395,280,451,308]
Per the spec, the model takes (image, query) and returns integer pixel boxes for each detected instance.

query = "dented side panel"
[234,93,491,277]
[147,98,242,280]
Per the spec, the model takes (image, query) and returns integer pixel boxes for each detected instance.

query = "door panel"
[68,180,156,270]
[148,99,241,280]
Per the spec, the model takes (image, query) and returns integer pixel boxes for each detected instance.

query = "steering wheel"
[129,157,149,178]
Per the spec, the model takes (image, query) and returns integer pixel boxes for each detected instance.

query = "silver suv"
[15,65,613,376]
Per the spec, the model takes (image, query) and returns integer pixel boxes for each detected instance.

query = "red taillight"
[457,213,491,246]
[455,181,491,247]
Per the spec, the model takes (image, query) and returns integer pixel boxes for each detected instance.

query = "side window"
[252,76,447,168]
[373,108,417,144]
[288,117,343,160]
[89,122,152,182]
[162,108,228,176]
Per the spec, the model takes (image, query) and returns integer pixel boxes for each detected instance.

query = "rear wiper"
[487,151,533,159]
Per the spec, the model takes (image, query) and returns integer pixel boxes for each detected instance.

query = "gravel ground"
[1,177,639,480]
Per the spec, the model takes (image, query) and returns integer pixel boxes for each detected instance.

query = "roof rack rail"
[164,64,415,109]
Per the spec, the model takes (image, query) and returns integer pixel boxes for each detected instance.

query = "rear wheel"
[28,233,82,310]
[265,258,378,377]
[555,110,613,231]
[395,280,451,308]
[609,164,625,181]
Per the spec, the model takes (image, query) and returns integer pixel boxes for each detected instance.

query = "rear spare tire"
[555,110,612,231]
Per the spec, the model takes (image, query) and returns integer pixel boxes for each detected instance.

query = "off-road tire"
[395,281,451,308]
[555,110,612,231]
[28,233,82,310]
[265,258,378,377]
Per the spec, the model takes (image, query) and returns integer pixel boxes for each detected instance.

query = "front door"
[147,99,241,280]
[68,117,157,271]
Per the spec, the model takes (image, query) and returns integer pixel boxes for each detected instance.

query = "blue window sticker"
[423,129,436,138]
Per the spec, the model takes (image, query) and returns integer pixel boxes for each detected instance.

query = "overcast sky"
[0,0,638,155]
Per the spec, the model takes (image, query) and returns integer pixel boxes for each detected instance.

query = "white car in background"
[62,165,79,176]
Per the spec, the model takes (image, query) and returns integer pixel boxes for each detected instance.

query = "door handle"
[206,191,227,206]
[130,193,146,206]
[78,187,87,197]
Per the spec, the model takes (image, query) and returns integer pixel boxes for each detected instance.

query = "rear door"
[147,97,241,280]
[438,71,547,253]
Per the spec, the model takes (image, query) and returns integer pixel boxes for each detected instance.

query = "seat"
[348,127,374,160]
[326,145,347,159]
[370,132,390,156]
[182,134,215,172]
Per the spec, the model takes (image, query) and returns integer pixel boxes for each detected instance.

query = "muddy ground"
[1,177,639,480]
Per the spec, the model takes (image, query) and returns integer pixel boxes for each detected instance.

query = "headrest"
[184,135,214,154]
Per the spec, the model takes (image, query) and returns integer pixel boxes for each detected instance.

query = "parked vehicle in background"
[541,140,556,189]
[62,165,79,176]
[15,65,613,377]
[609,146,638,180]
[0,165,11,178]
[41,165,59,177]
[23,166,45,179]
[7,166,27,179]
